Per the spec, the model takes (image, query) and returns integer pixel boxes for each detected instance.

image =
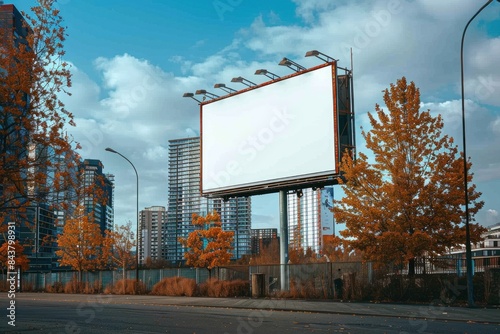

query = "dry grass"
[45,281,64,293]
[290,279,322,299]
[198,278,250,297]
[271,278,329,299]
[151,277,197,297]
[64,279,102,294]
[104,279,147,295]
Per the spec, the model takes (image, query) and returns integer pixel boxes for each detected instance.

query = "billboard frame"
[200,61,354,199]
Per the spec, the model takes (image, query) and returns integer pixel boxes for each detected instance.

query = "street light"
[231,76,257,87]
[195,89,219,100]
[214,83,237,94]
[460,0,498,307]
[105,147,140,284]
[305,49,337,63]
[182,92,202,103]
[254,69,280,80]
[278,57,306,72]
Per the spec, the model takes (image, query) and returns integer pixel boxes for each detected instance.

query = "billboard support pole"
[279,190,289,291]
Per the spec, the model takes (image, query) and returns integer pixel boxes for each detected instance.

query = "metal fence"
[11,268,210,292]
[2,257,498,293]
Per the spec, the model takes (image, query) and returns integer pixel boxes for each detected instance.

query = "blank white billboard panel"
[201,64,337,195]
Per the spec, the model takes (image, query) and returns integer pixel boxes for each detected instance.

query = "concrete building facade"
[139,206,167,264]
[82,159,114,234]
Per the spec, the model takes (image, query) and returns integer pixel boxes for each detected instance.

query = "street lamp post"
[105,147,140,284]
[460,0,498,307]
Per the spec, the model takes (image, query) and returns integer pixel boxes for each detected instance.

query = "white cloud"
[486,209,500,226]
[143,146,168,162]
[492,118,500,134]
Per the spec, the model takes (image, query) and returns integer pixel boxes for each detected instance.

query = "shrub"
[22,281,36,292]
[199,278,250,297]
[287,278,323,299]
[45,281,64,293]
[151,277,197,297]
[105,279,147,295]
[64,279,103,294]
[64,279,86,293]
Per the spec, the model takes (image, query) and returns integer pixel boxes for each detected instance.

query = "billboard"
[320,186,334,236]
[201,62,343,197]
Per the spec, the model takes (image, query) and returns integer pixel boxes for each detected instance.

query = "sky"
[12,0,500,232]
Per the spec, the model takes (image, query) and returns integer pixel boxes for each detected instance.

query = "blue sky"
[13,0,500,231]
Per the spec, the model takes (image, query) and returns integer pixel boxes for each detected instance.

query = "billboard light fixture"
[305,50,337,63]
[183,92,202,103]
[296,189,303,198]
[255,69,280,80]
[231,76,256,87]
[201,64,344,197]
[195,89,219,100]
[279,57,306,72]
[214,83,237,94]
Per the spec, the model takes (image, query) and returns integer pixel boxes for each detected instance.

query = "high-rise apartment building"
[139,206,167,264]
[212,197,252,258]
[251,228,279,255]
[18,204,57,271]
[287,187,334,254]
[0,3,30,209]
[165,137,252,263]
[0,3,29,49]
[82,159,114,233]
[52,149,80,235]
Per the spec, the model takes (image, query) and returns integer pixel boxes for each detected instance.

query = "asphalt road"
[1,294,499,334]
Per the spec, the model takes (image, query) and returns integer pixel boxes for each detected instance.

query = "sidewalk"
[15,293,500,324]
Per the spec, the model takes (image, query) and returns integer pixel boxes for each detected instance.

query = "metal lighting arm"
[460,0,497,308]
[105,147,140,283]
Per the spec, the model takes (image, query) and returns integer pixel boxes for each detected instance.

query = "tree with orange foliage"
[1,1,78,244]
[0,224,30,273]
[56,207,107,281]
[335,77,485,276]
[249,238,280,265]
[104,221,135,291]
[0,241,30,274]
[321,235,357,262]
[179,212,234,278]
[288,246,321,264]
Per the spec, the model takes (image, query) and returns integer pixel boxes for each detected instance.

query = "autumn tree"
[335,77,485,276]
[0,0,79,250]
[0,224,29,274]
[0,241,30,274]
[179,212,234,278]
[104,221,135,292]
[56,206,107,282]
[249,238,280,265]
[288,246,322,264]
[321,235,363,262]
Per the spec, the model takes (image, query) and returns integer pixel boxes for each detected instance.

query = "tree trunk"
[408,258,415,276]
[123,264,126,294]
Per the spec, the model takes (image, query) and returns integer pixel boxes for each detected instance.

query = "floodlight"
[183,92,201,103]
[278,57,306,72]
[195,89,219,100]
[305,50,337,63]
[255,69,280,80]
[231,76,257,87]
[214,83,237,94]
